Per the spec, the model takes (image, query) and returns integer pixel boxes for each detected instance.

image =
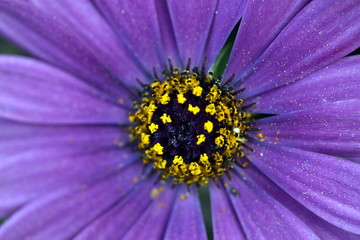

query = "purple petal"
[252,100,360,157]
[234,0,360,98]
[247,142,360,234]
[154,1,181,67]
[0,119,136,216]
[0,1,145,96]
[225,0,310,81]
[204,0,246,67]
[0,163,143,240]
[226,170,319,239]
[210,183,246,240]
[74,178,157,240]
[249,55,360,113]
[121,185,178,240]
[0,56,131,124]
[244,164,360,240]
[164,186,207,240]
[166,0,217,67]
[93,0,166,74]
[347,156,360,163]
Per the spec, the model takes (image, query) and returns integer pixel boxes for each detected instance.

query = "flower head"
[0,0,359,239]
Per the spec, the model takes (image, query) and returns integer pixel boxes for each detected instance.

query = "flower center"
[129,66,248,185]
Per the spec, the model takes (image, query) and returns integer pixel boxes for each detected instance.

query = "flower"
[0,0,359,239]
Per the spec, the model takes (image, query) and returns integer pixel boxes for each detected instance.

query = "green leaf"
[211,20,240,77]
[0,38,29,56]
[0,218,6,226]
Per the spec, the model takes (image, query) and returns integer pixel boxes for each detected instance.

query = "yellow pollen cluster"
[148,123,158,133]
[204,120,213,133]
[128,68,248,185]
[196,134,206,145]
[188,104,200,115]
[177,93,187,104]
[160,113,172,124]
[192,86,203,96]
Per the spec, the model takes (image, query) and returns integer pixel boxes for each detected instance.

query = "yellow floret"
[173,156,184,165]
[189,162,201,175]
[205,104,216,115]
[204,120,213,133]
[154,159,167,169]
[140,133,150,145]
[199,153,210,165]
[215,136,225,147]
[148,123,159,133]
[188,104,200,115]
[196,134,206,145]
[192,86,203,97]
[160,93,170,105]
[153,143,164,155]
[160,113,172,124]
[177,93,187,104]
[147,103,157,113]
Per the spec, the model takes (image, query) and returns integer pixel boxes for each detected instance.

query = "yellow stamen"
[153,143,164,155]
[204,120,213,133]
[205,104,216,115]
[151,81,161,89]
[173,156,184,165]
[213,152,223,165]
[215,136,225,147]
[192,86,203,96]
[189,162,201,175]
[196,134,206,145]
[199,153,209,165]
[206,86,221,102]
[160,93,170,105]
[148,123,159,134]
[140,133,150,145]
[129,115,135,122]
[188,104,200,115]
[147,103,157,113]
[160,113,172,124]
[177,93,187,104]
[154,159,167,169]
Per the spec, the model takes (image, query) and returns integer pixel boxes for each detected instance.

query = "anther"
[160,113,172,124]
[196,134,206,145]
[204,121,214,133]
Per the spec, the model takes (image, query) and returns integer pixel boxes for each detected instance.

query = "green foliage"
[211,20,240,77]
[0,38,28,55]
[199,185,213,240]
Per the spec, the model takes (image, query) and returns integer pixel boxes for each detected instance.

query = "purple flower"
[0,0,359,239]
